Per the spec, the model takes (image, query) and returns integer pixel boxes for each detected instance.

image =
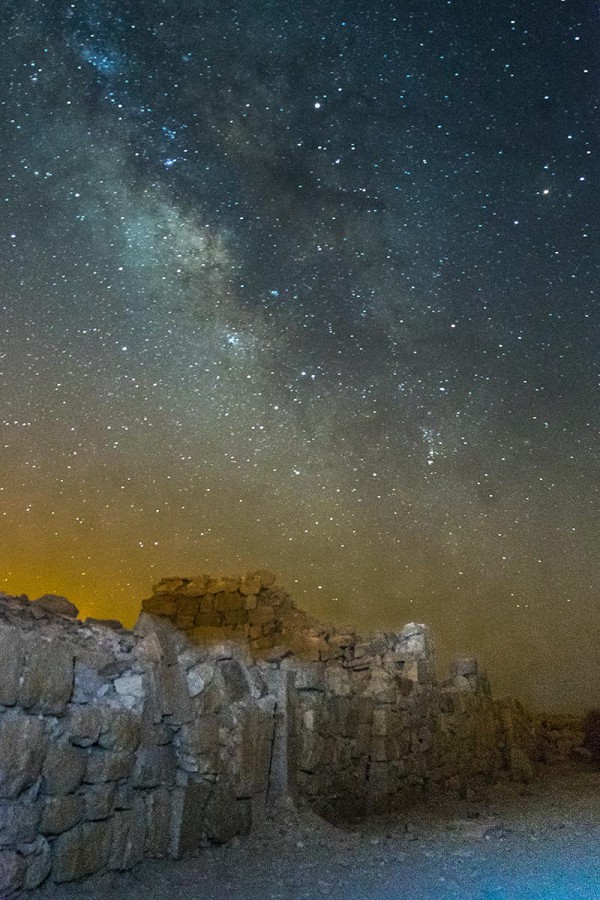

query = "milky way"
[1,0,598,708]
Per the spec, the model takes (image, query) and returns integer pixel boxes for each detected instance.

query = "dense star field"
[1,0,598,708]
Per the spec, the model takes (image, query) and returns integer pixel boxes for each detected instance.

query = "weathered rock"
[41,794,85,834]
[19,638,74,715]
[0,849,25,896]
[22,836,52,890]
[0,799,41,845]
[42,742,87,795]
[0,715,47,798]
[33,594,79,618]
[52,820,113,882]
[144,788,172,857]
[84,749,135,783]
[133,745,177,789]
[109,797,146,871]
[142,594,177,617]
[66,704,104,747]
[98,709,141,752]
[85,783,117,821]
[72,661,110,703]
[185,662,215,697]
[218,659,250,703]
[0,627,21,706]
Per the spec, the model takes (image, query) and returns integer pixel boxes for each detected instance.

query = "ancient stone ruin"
[0,573,544,895]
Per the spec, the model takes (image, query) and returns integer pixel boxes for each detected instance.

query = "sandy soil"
[39,761,600,900]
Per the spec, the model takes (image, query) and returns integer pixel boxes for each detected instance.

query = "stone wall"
[145,575,539,820]
[0,573,542,895]
[0,591,276,897]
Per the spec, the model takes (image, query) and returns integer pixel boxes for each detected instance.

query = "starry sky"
[1,0,598,709]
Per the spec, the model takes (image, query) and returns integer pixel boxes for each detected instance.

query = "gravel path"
[40,762,600,900]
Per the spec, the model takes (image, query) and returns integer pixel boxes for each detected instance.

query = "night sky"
[2,0,598,710]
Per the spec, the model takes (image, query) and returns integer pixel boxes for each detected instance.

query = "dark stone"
[42,743,87,795]
[40,794,84,834]
[84,749,135,783]
[0,715,47,798]
[0,628,22,706]
[19,639,74,715]
[52,820,113,882]
[133,744,177,789]
[0,799,41,845]
[85,783,116,821]
[218,659,250,703]
[33,594,79,618]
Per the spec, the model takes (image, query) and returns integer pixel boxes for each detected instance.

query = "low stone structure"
[0,574,543,895]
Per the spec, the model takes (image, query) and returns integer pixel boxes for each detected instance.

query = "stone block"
[175,596,200,629]
[194,610,222,627]
[0,799,41,845]
[218,659,250,703]
[84,749,135,783]
[204,788,251,844]
[114,671,144,701]
[144,788,172,857]
[108,794,147,871]
[451,657,479,677]
[0,715,46,798]
[223,608,248,626]
[141,595,176,617]
[19,639,74,715]
[239,575,262,596]
[98,709,142,752]
[215,592,243,612]
[85,783,116,821]
[169,781,211,857]
[177,717,220,776]
[72,661,111,703]
[0,850,25,897]
[41,794,85,834]
[114,782,134,810]
[33,594,78,617]
[0,627,21,706]
[248,606,275,626]
[190,626,229,645]
[66,705,104,747]
[160,664,193,724]
[372,708,389,737]
[175,576,206,595]
[134,613,180,664]
[133,745,177,789]
[296,731,325,773]
[42,742,87,796]
[22,836,52,890]
[205,576,240,595]
[394,622,434,660]
[52,820,113,882]
[325,666,352,697]
[153,577,186,593]
[243,594,258,610]
[185,662,215,697]
[294,662,325,692]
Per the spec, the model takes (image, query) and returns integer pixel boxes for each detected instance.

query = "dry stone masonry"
[0,574,549,895]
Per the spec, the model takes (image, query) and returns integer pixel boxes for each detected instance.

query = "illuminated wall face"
[1,0,598,709]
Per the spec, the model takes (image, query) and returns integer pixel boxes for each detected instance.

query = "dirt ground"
[39,761,600,900]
